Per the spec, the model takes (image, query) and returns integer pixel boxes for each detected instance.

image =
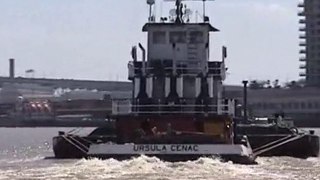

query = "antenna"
[202,0,206,21]
[175,0,183,24]
[184,8,192,22]
[163,0,215,23]
[163,0,183,23]
[147,0,156,22]
[200,0,215,22]
[169,9,177,22]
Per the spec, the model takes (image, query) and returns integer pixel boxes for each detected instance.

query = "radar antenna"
[163,0,215,23]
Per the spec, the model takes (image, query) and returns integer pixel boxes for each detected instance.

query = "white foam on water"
[254,157,320,180]
[306,157,320,164]
[1,128,319,179]
[0,155,44,164]
[0,156,319,180]
[0,156,294,180]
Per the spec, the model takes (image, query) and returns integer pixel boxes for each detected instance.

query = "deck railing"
[128,61,226,77]
[112,99,235,116]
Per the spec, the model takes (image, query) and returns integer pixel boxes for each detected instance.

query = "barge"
[236,117,319,158]
[234,81,319,158]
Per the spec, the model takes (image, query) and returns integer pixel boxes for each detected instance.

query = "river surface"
[0,128,319,180]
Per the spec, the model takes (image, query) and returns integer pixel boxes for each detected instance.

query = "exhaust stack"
[242,80,248,121]
[9,58,15,79]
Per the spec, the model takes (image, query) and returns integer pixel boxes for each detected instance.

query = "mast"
[147,0,155,22]
[175,0,183,24]
[162,0,214,23]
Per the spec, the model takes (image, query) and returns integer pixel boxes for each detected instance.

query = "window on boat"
[189,31,203,44]
[153,31,166,44]
[169,31,186,43]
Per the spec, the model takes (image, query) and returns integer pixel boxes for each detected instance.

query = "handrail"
[115,111,232,114]
[132,67,223,71]
[116,104,226,108]
[112,99,235,116]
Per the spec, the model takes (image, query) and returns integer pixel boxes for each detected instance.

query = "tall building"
[298,0,320,86]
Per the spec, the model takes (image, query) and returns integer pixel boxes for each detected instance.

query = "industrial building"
[246,87,320,127]
[225,85,320,127]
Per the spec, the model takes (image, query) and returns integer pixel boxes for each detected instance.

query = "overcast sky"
[0,0,301,85]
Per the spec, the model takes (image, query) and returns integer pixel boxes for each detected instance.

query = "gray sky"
[0,0,301,85]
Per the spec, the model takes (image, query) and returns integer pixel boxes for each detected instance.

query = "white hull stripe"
[88,144,252,156]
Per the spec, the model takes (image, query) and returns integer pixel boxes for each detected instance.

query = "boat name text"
[133,144,199,152]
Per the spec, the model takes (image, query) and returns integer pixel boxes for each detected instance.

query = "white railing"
[112,99,235,116]
[128,61,226,77]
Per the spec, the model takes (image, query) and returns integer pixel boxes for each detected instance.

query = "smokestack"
[9,58,15,79]
[138,43,146,76]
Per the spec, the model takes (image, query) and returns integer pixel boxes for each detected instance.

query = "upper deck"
[117,0,234,117]
[142,23,219,32]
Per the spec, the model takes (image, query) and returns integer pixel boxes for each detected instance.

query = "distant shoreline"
[0,119,110,128]
[0,119,319,128]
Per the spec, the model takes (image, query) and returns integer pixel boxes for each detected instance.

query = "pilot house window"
[189,31,203,43]
[153,31,166,44]
[170,31,186,43]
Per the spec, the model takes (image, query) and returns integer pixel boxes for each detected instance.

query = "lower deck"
[114,114,234,143]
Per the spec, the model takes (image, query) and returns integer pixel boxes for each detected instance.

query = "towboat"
[52,0,256,165]
[53,114,256,164]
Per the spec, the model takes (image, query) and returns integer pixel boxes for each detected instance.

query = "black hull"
[247,134,319,158]
[53,134,319,161]
[53,136,90,159]
[52,135,256,165]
